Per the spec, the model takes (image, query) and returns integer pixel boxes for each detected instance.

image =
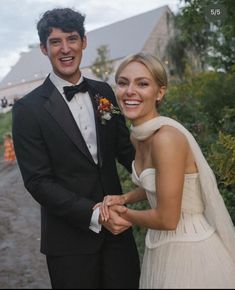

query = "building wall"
[143,8,175,73]
[0,78,46,104]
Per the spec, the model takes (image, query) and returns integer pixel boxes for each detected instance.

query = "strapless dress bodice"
[131,162,215,249]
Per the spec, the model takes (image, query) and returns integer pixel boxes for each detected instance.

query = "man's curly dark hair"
[37,8,86,46]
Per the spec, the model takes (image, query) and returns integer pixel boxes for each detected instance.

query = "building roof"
[0,5,170,89]
[0,47,50,88]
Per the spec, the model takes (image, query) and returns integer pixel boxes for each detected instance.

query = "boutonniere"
[95,94,121,125]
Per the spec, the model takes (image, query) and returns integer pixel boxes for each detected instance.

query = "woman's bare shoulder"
[151,125,188,150]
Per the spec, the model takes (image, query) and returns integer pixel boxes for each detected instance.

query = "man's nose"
[61,41,71,53]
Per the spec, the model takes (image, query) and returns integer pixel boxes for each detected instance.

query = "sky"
[0,0,181,82]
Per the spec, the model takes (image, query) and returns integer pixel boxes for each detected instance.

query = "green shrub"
[220,188,235,224]
[208,132,235,224]
[209,132,235,187]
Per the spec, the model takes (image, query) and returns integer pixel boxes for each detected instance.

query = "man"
[1,97,8,108]
[12,8,140,289]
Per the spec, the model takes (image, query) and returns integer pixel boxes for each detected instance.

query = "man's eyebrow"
[48,37,61,41]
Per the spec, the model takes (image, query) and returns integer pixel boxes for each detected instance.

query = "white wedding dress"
[131,116,235,289]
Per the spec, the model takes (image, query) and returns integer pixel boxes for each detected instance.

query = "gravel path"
[0,161,51,289]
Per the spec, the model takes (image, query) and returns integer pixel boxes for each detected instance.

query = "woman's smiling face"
[116,61,166,126]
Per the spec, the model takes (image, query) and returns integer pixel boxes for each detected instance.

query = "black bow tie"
[63,80,88,102]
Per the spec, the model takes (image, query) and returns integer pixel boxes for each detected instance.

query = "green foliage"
[116,162,134,193]
[131,221,147,262]
[91,45,114,82]
[208,131,235,224]
[198,73,235,133]
[219,107,235,135]
[167,32,187,79]
[162,72,215,153]
[175,0,212,70]
[208,132,235,187]
[129,200,149,262]
[164,70,235,137]
[220,188,235,224]
[173,0,235,72]
[208,0,235,72]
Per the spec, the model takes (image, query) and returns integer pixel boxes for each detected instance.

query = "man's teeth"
[61,57,73,61]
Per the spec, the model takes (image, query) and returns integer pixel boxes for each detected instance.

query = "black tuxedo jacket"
[12,76,135,255]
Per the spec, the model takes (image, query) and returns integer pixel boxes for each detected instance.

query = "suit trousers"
[46,231,140,289]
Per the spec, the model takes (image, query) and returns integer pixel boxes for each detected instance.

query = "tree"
[208,0,235,72]
[177,0,211,70]
[167,28,188,80]
[91,45,114,82]
[170,0,235,73]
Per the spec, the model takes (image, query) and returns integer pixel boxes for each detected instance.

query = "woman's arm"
[105,187,146,206]
[120,126,188,230]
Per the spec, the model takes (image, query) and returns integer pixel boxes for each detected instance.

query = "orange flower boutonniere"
[95,94,121,124]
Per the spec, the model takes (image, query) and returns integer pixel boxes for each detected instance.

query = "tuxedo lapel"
[43,79,95,165]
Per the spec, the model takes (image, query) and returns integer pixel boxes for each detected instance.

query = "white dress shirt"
[49,72,101,233]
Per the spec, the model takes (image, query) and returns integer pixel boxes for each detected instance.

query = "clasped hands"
[93,195,131,235]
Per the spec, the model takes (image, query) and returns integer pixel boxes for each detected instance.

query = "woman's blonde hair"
[115,52,168,88]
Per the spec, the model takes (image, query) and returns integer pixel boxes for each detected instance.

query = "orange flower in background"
[3,133,16,162]
[95,95,121,124]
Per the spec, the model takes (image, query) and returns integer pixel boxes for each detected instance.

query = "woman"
[99,52,235,288]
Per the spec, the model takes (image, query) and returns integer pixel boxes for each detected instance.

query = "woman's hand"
[94,195,126,222]
[103,194,126,207]
[102,205,130,235]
